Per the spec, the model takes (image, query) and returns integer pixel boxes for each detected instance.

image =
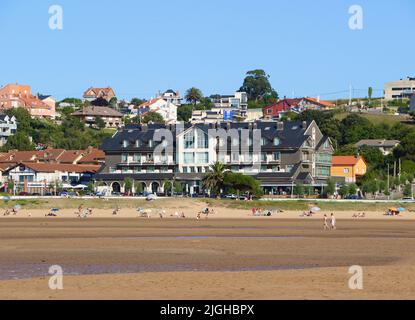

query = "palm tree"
[202,162,227,197]
[185,87,203,105]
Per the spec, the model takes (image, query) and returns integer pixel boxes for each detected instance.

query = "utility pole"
[349,84,352,106]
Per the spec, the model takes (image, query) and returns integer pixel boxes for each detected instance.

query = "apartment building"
[384,77,415,100]
[210,92,248,119]
[0,84,56,119]
[160,89,182,106]
[95,121,333,196]
[0,115,17,147]
[72,106,123,128]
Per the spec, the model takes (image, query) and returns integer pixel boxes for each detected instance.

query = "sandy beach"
[0,198,415,300]
[0,197,414,220]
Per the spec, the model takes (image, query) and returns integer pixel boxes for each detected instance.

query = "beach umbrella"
[310,206,321,213]
[13,204,21,211]
[146,194,156,201]
[398,207,406,212]
[74,184,88,189]
[389,207,398,212]
[51,208,60,212]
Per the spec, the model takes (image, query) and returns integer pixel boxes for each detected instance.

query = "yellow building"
[331,156,367,183]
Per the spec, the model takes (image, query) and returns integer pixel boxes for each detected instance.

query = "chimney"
[226,122,231,130]
[277,122,284,131]
[253,122,257,130]
[302,121,307,129]
[142,124,148,132]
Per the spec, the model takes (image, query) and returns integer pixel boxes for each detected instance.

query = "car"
[224,194,238,200]
[402,197,414,201]
[18,192,29,196]
[31,193,41,196]
[44,192,53,196]
[345,195,364,200]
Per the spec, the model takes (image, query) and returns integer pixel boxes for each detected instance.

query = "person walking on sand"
[323,214,330,230]
[331,213,337,229]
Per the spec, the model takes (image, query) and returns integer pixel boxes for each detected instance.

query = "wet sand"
[0,218,415,299]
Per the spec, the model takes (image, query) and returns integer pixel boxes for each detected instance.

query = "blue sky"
[0,0,414,101]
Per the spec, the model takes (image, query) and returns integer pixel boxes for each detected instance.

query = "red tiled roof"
[139,98,161,108]
[83,87,115,97]
[57,150,84,163]
[78,148,105,164]
[20,162,101,173]
[303,97,335,108]
[263,99,302,112]
[0,151,40,163]
[332,156,363,166]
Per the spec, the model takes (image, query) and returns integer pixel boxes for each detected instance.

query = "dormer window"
[148,140,153,148]
[135,140,141,148]
[123,140,128,148]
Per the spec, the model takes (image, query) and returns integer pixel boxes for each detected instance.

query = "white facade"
[0,115,17,147]
[141,99,178,124]
[384,77,415,100]
[160,90,182,106]
[177,127,215,174]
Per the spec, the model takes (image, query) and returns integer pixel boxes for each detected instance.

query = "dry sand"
[0,214,415,300]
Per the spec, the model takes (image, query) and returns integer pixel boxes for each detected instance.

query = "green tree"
[173,181,184,194]
[202,162,227,196]
[403,184,413,198]
[177,105,193,122]
[325,178,336,197]
[339,184,349,198]
[223,172,263,197]
[2,132,35,151]
[135,182,144,194]
[185,87,203,105]
[142,112,165,124]
[368,87,373,104]
[95,116,106,129]
[194,97,214,111]
[91,98,109,106]
[124,177,133,195]
[109,97,118,108]
[131,98,145,106]
[293,183,305,197]
[239,69,278,102]
[348,183,358,196]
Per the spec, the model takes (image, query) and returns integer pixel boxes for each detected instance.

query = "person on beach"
[323,214,330,230]
[330,213,336,230]
[112,207,119,215]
